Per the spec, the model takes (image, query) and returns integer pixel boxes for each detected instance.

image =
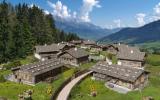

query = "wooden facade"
[11,59,64,85]
[35,43,72,61]
[116,44,146,68]
[91,62,149,90]
[58,49,89,66]
[93,72,148,90]
[118,59,144,68]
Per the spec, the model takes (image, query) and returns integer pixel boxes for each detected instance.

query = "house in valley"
[34,43,71,61]
[90,45,102,53]
[70,40,83,46]
[58,48,89,66]
[81,40,96,49]
[106,44,119,55]
[91,62,149,91]
[59,41,76,48]
[10,59,64,85]
[117,44,146,68]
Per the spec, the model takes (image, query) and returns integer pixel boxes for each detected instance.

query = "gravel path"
[56,71,92,100]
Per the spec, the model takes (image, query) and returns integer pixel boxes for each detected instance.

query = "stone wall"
[119,59,143,68]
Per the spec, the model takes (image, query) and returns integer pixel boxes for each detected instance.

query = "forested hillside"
[0,1,79,63]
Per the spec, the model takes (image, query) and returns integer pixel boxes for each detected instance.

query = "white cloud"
[136,13,146,26]
[154,2,160,15]
[113,19,121,28]
[44,10,50,15]
[47,0,101,22]
[73,11,77,18]
[29,3,40,8]
[151,2,160,21]
[79,0,101,22]
[47,1,71,18]
[105,25,113,29]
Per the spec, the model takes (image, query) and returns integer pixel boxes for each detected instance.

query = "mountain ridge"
[54,17,121,40]
[98,20,160,44]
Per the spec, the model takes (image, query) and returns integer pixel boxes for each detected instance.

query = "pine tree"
[0,1,12,63]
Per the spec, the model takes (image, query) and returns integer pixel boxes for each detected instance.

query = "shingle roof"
[70,40,82,44]
[16,59,64,76]
[83,40,96,45]
[35,43,67,53]
[64,48,89,58]
[91,62,146,83]
[116,44,145,61]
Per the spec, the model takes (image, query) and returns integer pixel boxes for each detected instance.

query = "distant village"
[8,39,149,94]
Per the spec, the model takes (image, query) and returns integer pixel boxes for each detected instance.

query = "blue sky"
[4,0,160,29]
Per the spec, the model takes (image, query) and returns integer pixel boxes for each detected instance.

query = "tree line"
[0,1,80,63]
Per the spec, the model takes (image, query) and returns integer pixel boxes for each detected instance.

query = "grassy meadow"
[69,54,160,100]
[0,56,95,100]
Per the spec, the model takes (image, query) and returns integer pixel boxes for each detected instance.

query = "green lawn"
[0,55,95,100]
[79,61,97,70]
[146,54,160,66]
[0,55,76,100]
[0,68,75,100]
[69,54,160,100]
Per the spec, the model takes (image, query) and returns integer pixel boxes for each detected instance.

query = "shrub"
[0,75,6,83]
[3,60,22,70]
[107,53,114,60]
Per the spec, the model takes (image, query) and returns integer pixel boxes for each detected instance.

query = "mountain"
[54,17,121,40]
[98,20,160,44]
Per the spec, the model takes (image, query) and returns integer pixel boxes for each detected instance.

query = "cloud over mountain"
[136,13,146,26]
[47,0,101,22]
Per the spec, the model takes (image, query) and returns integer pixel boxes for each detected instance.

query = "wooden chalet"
[70,40,83,45]
[81,40,96,49]
[91,62,149,90]
[11,59,64,85]
[117,44,146,68]
[106,44,119,55]
[34,43,71,61]
[58,48,89,66]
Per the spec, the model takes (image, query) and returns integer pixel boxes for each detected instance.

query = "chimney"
[74,47,77,51]
[108,61,112,65]
[118,61,122,65]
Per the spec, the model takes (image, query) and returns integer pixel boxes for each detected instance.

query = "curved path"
[56,71,93,100]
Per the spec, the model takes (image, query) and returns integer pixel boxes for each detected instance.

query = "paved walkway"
[57,71,93,100]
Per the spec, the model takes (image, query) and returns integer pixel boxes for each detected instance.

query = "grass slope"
[0,56,96,100]
[0,69,75,100]
[69,54,160,100]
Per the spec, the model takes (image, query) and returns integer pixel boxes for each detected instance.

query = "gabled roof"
[117,44,145,61]
[91,62,148,83]
[83,40,96,45]
[70,40,82,44]
[35,43,68,53]
[12,59,64,76]
[59,48,89,59]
